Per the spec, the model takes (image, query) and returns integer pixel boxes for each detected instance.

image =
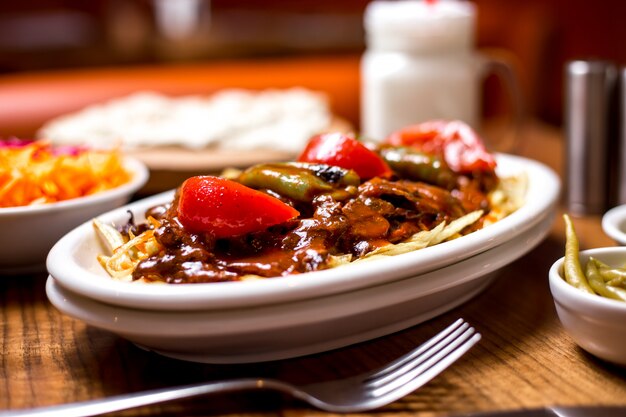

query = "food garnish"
[385,119,497,174]
[562,214,626,301]
[95,121,525,284]
[0,140,131,208]
[95,217,162,282]
[177,176,300,237]
[297,133,393,179]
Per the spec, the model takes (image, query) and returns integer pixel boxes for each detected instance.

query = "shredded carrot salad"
[0,140,131,208]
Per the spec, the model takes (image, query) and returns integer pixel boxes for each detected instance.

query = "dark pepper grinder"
[564,60,618,215]
[617,67,626,206]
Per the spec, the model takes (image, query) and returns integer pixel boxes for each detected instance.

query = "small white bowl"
[549,247,626,365]
[0,157,149,274]
[602,205,626,245]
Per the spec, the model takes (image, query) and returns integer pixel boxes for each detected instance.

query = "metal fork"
[1,318,480,416]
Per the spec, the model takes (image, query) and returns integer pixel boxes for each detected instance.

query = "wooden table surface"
[2,121,626,416]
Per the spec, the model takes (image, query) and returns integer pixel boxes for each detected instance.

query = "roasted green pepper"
[377,145,457,189]
[237,162,359,202]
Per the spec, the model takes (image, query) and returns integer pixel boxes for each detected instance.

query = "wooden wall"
[1,0,625,124]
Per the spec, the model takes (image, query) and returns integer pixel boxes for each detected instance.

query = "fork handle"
[0,378,288,417]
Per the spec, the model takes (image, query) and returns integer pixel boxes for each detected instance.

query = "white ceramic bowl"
[46,212,554,363]
[549,247,626,365]
[602,205,626,245]
[46,153,560,311]
[0,157,149,274]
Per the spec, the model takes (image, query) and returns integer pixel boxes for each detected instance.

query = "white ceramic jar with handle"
[361,0,520,146]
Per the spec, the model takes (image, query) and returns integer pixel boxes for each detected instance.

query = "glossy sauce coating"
[130,162,495,283]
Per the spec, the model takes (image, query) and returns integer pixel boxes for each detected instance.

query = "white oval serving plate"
[1,157,149,274]
[47,211,552,363]
[46,153,560,310]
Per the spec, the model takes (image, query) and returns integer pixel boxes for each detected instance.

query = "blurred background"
[1,0,625,128]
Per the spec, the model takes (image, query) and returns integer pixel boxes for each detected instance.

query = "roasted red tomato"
[385,120,497,174]
[177,176,300,238]
[297,133,392,179]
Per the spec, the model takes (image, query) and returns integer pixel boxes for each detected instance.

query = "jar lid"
[364,0,475,53]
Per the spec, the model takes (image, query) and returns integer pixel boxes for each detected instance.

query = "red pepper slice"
[297,133,392,180]
[384,120,497,174]
[177,176,299,238]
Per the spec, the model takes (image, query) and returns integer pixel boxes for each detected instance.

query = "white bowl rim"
[0,156,149,217]
[46,153,560,310]
[602,205,626,244]
[549,246,626,312]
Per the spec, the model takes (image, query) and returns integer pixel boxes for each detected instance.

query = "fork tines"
[367,318,481,397]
